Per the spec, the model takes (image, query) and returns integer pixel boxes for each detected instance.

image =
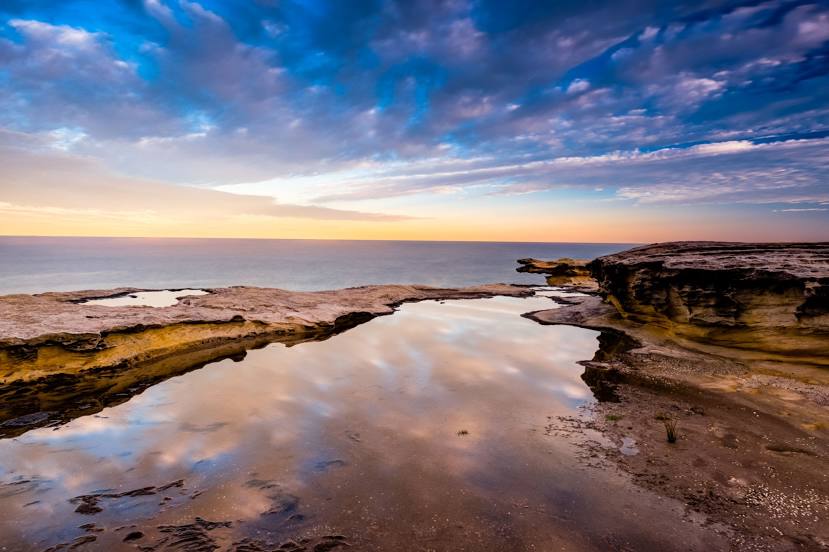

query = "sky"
[0,0,828,243]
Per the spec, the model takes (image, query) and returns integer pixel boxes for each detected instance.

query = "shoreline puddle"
[620,436,640,456]
[81,289,208,308]
[0,294,725,551]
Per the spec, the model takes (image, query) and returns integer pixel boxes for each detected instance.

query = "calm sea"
[0,237,633,295]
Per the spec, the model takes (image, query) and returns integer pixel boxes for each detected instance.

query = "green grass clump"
[605,414,623,422]
[663,419,678,444]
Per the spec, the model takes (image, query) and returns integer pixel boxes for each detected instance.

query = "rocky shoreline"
[527,242,829,550]
[590,241,829,363]
[516,256,596,290]
[1,242,827,549]
[0,283,531,436]
[0,283,530,383]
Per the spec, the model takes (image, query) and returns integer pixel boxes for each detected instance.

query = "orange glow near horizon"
[2,206,825,243]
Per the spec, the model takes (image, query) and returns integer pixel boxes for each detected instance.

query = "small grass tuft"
[457,429,469,436]
[605,414,623,422]
[663,419,678,444]
[654,413,670,421]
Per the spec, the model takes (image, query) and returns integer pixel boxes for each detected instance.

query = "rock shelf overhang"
[586,242,829,363]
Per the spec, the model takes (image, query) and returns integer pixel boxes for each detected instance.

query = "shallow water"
[82,289,209,308]
[0,237,633,294]
[0,295,719,551]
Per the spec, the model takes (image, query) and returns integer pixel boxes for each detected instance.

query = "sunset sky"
[1,0,828,242]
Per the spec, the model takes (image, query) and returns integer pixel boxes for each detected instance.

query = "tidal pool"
[81,289,208,308]
[0,295,722,551]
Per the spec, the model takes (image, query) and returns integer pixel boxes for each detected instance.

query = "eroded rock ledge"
[0,284,530,383]
[588,241,829,363]
[516,257,595,289]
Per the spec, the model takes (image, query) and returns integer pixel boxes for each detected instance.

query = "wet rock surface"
[555,348,829,552]
[589,241,829,362]
[525,242,829,551]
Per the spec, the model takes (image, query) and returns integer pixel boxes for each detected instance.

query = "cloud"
[0,0,828,239]
[566,79,591,94]
[0,131,412,223]
[252,136,829,207]
[774,208,829,212]
[0,18,175,139]
[9,19,99,47]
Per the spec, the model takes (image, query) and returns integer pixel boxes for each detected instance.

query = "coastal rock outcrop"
[525,242,829,548]
[589,241,829,363]
[0,284,530,383]
[516,257,595,289]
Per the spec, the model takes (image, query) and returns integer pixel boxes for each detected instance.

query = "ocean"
[0,237,632,295]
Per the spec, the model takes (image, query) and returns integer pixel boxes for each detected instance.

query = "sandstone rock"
[588,242,829,363]
[0,284,530,383]
[516,258,595,288]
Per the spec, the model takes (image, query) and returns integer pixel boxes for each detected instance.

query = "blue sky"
[0,0,827,241]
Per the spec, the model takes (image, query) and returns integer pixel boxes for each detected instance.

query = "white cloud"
[143,0,175,23]
[691,140,755,154]
[566,79,591,94]
[670,75,726,105]
[9,19,99,48]
[210,135,829,207]
[639,26,659,41]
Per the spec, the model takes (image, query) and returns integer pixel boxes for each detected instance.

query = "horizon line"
[3,234,829,245]
[0,233,644,246]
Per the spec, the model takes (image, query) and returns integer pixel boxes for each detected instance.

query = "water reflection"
[0,296,718,551]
